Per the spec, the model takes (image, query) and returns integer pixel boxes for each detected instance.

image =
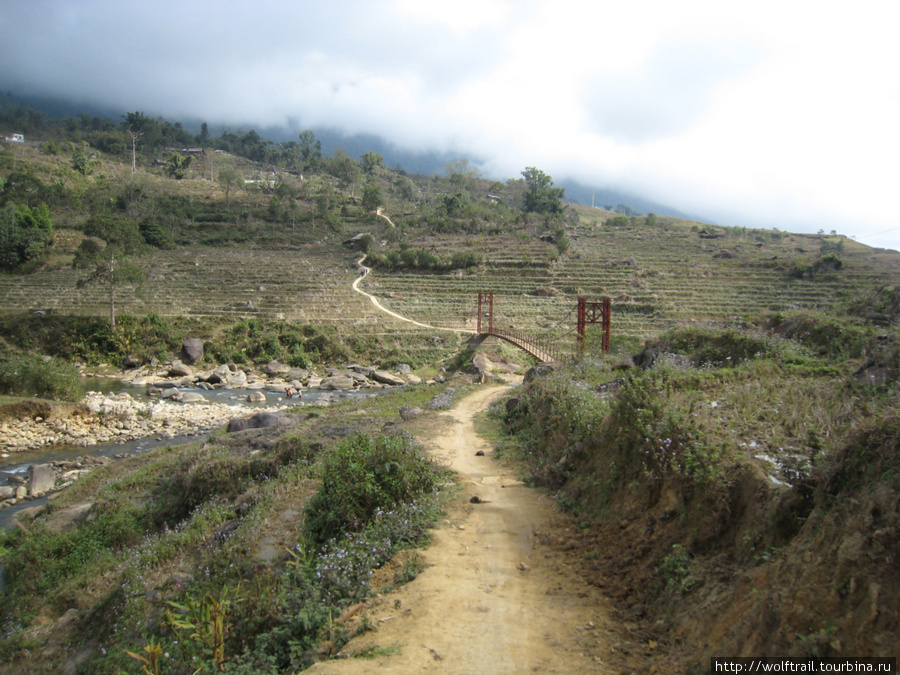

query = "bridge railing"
[488,327,562,363]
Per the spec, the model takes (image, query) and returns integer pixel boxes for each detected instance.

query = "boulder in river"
[180,339,205,365]
[28,463,56,495]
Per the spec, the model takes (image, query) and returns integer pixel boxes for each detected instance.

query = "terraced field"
[1,207,897,359]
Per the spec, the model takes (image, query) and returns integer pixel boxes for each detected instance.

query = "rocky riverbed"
[1,358,421,455]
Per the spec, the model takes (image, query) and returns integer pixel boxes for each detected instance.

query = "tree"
[326,149,361,192]
[122,111,151,181]
[298,130,322,172]
[217,167,243,206]
[164,151,192,179]
[70,141,96,176]
[445,157,480,179]
[521,167,564,215]
[360,151,385,176]
[73,216,146,328]
[361,182,382,213]
[0,202,54,270]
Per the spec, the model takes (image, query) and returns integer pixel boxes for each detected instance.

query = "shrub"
[0,355,84,401]
[303,433,441,546]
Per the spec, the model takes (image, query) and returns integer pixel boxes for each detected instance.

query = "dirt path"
[308,385,632,674]
[351,254,474,334]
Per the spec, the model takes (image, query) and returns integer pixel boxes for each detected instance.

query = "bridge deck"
[485,328,560,363]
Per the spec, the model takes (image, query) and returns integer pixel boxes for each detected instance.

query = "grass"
[0,381,460,673]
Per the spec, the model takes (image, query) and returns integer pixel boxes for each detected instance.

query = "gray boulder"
[523,362,561,383]
[168,361,193,377]
[28,463,56,495]
[262,360,291,376]
[181,392,206,403]
[373,370,405,386]
[247,391,266,402]
[180,339,205,365]
[206,364,232,385]
[286,367,309,381]
[320,375,356,390]
[472,353,493,375]
[0,486,15,500]
[226,412,295,433]
[397,363,412,374]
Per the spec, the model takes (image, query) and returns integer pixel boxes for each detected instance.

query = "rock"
[161,387,182,400]
[631,348,659,370]
[262,360,291,376]
[320,375,356,390]
[226,411,295,433]
[28,463,56,495]
[286,367,309,381]
[524,362,561,382]
[372,370,405,386]
[180,338,205,365]
[397,363,412,374]
[247,391,267,403]
[0,486,15,500]
[472,353,493,375]
[475,450,485,456]
[181,393,206,403]
[405,373,422,384]
[228,370,248,387]
[399,406,422,421]
[206,365,232,384]
[612,357,634,371]
[168,361,193,377]
[41,501,94,534]
[123,355,142,369]
[351,365,376,377]
[327,368,368,384]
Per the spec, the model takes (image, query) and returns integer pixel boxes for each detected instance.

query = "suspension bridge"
[476,291,611,363]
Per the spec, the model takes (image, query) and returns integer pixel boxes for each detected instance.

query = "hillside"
[2,134,897,357]
[1,108,899,673]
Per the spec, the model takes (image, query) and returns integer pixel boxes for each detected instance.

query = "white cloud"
[1,0,899,249]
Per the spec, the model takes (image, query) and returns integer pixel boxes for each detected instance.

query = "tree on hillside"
[217,167,243,206]
[73,216,147,328]
[445,157,480,179]
[298,130,322,172]
[122,111,150,181]
[327,149,361,193]
[0,202,54,270]
[164,151,192,179]
[361,182,382,213]
[360,151,385,176]
[522,167,564,215]
[70,141,97,176]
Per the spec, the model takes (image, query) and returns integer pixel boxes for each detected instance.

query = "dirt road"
[308,385,632,674]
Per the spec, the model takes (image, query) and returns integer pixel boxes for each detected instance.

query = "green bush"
[304,433,441,546]
[0,355,84,401]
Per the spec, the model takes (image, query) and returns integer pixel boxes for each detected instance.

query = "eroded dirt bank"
[308,385,654,674]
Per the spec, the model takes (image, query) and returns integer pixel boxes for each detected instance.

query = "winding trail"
[352,253,475,334]
[308,385,625,674]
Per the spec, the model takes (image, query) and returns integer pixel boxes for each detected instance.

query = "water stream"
[0,377,387,530]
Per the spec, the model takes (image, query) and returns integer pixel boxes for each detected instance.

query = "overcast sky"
[2,0,899,250]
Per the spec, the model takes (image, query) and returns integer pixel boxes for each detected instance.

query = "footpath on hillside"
[308,385,649,674]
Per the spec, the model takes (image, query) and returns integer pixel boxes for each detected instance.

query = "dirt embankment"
[308,385,657,674]
[556,438,900,669]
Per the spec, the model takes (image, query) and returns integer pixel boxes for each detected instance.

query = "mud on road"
[308,385,654,674]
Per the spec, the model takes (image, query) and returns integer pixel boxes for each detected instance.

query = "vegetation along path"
[309,385,645,674]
